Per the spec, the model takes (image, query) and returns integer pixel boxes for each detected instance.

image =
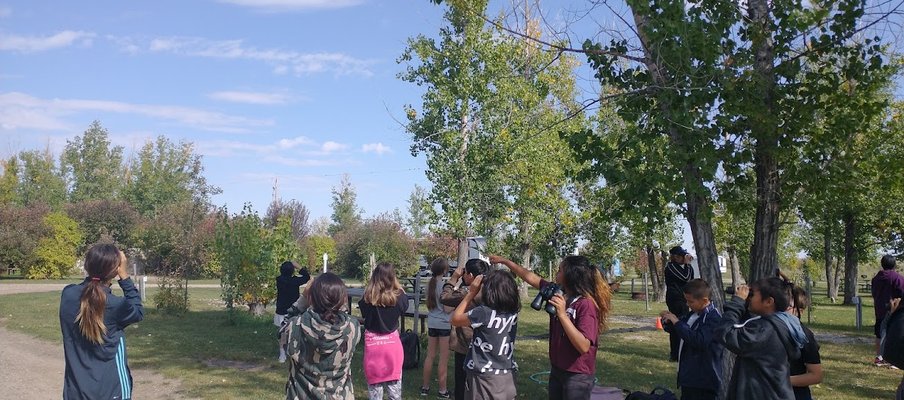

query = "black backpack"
[882,306,904,369]
[625,387,677,400]
[400,330,420,369]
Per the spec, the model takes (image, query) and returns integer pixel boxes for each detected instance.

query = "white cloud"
[0,30,95,52]
[362,142,392,155]
[321,141,348,153]
[208,90,292,105]
[277,136,314,149]
[0,92,273,133]
[144,36,373,77]
[217,0,362,12]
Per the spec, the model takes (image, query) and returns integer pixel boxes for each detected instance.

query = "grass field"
[0,282,901,399]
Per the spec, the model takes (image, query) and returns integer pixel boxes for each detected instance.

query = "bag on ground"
[400,329,420,369]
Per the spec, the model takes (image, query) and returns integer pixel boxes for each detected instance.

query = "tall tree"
[0,156,20,205]
[265,198,311,244]
[17,149,67,208]
[123,135,217,217]
[328,174,362,235]
[60,121,125,202]
[406,184,431,240]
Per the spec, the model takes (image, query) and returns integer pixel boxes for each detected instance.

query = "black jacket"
[664,262,694,306]
[60,278,144,400]
[663,303,723,392]
[716,296,800,400]
[275,270,310,315]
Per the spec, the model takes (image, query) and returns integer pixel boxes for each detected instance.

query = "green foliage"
[0,156,19,205]
[123,135,219,218]
[154,274,189,315]
[28,212,82,279]
[60,121,125,203]
[215,204,300,314]
[334,217,417,278]
[303,235,336,271]
[406,184,431,239]
[16,150,67,209]
[328,175,362,235]
[264,199,310,244]
[0,204,50,272]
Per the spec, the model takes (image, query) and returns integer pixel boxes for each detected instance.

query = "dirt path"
[0,326,194,400]
[0,282,198,399]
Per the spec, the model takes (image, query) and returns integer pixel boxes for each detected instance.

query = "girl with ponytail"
[59,243,144,400]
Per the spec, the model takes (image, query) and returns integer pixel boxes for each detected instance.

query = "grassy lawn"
[1,285,900,399]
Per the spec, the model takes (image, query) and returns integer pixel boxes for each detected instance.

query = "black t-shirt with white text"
[465,305,518,374]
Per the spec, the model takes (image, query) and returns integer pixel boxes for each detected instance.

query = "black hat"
[669,246,688,256]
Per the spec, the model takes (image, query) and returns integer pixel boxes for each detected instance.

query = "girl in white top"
[421,258,452,398]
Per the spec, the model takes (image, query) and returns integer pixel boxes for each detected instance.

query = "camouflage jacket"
[285,308,361,400]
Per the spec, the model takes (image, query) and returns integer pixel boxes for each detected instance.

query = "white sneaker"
[279,354,287,363]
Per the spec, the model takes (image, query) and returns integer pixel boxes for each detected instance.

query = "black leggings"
[454,351,466,400]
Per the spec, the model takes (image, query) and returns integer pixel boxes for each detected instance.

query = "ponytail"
[76,244,122,344]
[76,280,108,344]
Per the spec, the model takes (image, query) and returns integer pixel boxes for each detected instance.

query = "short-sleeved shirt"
[427,279,451,330]
[790,325,821,400]
[465,305,518,374]
[540,279,600,375]
[359,292,408,334]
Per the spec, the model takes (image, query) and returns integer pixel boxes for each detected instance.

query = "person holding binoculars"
[490,255,611,400]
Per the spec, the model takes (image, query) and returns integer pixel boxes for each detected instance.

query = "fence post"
[853,296,862,331]
[643,273,650,311]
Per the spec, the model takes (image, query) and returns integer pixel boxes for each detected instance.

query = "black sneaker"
[420,387,429,396]
[437,390,451,399]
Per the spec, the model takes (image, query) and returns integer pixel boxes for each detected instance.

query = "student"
[787,286,823,400]
[359,262,409,400]
[872,255,904,367]
[284,272,361,400]
[665,246,695,362]
[274,260,310,362]
[716,277,808,400]
[451,270,520,400]
[60,244,144,400]
[659,279,723,400]
[492,254,611,400]
[440,258,491,400]
[422,258,453,398]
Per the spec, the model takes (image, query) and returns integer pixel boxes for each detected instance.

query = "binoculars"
[531,283,563,315]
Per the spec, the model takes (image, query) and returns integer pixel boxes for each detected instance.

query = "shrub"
[28,212,83,279]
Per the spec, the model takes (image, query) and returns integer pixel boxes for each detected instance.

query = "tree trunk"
[842,212,859,305]
[832,257,842,301]
[822,223,836,300]
[519,245,532,301]
[658,250,669,302]
[728,246,742,290]
[747,0,781,283]
[457,237,469,274]
[645,244,661,301]
[630,7,724,309]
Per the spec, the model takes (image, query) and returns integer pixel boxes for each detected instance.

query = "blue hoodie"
[663,302,724,392]
[59,278,144,400]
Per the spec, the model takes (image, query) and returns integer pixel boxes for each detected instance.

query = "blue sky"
[0,0,458,221]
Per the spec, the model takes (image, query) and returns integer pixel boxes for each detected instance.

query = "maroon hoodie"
[871,269,904,319]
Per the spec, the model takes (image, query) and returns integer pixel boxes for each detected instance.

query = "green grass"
[1,286,900,399]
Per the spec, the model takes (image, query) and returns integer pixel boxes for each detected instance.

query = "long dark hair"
[480,270,521,314]
[560,255,611,331]
[304,272,348,324]
[76,244,121,344]
[427,258,449,310]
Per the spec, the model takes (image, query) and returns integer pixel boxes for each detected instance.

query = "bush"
[216,205,301,315]
[66,200,139,252]
[334,217,417,278]
[303,235,337,271]
[0,204,50,273]
[28,212,83,279]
